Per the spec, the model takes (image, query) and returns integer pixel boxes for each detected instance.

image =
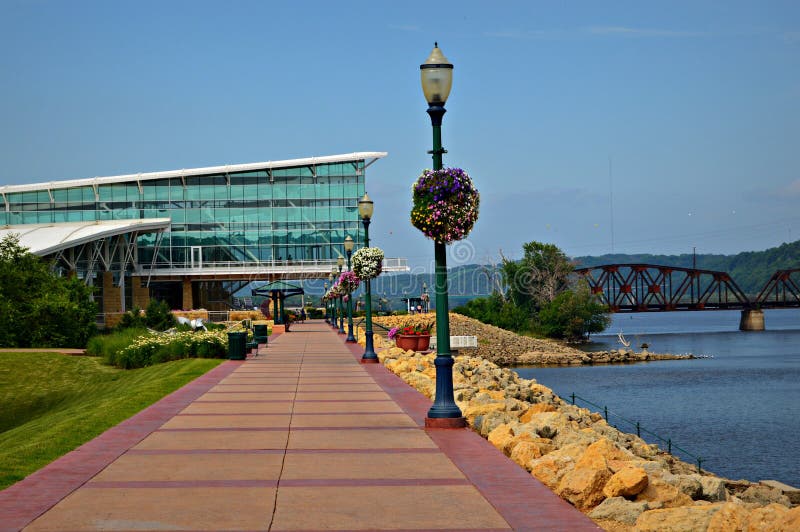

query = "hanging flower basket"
[338,270,361,293]
[411,167,480,243]
[328,283,343,299]
[352,247,384,280]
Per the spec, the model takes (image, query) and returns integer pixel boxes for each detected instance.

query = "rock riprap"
[367,336,798,531]
[373,313,693,366]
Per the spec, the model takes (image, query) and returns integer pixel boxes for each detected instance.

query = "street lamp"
[358,193,378,362]
[324,281,329,323]
[420,43,465,428]
[329,270,337,329]
[344,235,356,342]
[336,257,345,334]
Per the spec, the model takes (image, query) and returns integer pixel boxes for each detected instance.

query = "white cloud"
[586,26,707,38]
[782,179,800,196]
[483,29,561,40]
[782,31,800,44]
[388,24,421,33]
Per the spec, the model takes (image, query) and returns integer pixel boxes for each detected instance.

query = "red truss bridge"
[574,264,800,330]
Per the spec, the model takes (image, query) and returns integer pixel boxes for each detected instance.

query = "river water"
[513,309,800,487]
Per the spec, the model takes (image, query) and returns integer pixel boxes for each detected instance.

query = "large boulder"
[661,473,704,500]
[530,443,587,490]
[519,402,558,422]
[698,476,730,502]
[746,503,790,531]
[463,401,507,421]
[509,440,552,470]
[603,466,649,498]
[473,411,514,437]
[706,502,751,532]
[635,504,725,531]
[578,437,636,467]
[636,478,695,509]
[588,496,650,525]
[487,423,515,453]
[779,506,800,531]
[739,485,791,508]
[557,459,612,511]
[556,439,628,511]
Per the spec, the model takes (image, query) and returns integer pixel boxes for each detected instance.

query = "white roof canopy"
[0,219,172,256]
[0,152,387,194]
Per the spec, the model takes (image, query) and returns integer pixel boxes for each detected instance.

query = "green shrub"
[117,307,146,330]
[86,328,149,366]
[112,330,228,369]
[144,299,177,331]
[533,282,611,341]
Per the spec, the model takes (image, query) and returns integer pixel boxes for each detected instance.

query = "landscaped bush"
[89,329,229,368]
[306,307,324,319]
[113,330,229,369]
[116,307,146,330]
[86,328,149,366]
[144,299,177,331]
[115,300,177,332]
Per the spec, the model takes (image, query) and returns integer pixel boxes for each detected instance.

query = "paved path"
[0,321,598,531]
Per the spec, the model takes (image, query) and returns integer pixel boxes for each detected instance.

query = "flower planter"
[395,334,418,351]
[417,334,431,351]
[395,334,432,352]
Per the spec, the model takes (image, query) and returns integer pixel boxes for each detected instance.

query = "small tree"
[501,241,574,312]
[0,234,97,347]
[535,281,611,341]
[144,299,176,331]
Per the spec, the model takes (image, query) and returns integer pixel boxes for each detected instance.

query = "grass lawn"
[0,352,222,490]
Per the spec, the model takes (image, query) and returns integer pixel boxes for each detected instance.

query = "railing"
[352,318,394,341]
[567,392,705,473]
[138,257,409,275]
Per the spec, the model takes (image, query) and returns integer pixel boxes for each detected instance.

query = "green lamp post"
[344,235,357,342]
[359,193,378,362]
[329,270,337,329]
[420,43,465,427]
[336,257,345,334]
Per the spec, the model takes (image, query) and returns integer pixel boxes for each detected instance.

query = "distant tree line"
[454,241,610,341]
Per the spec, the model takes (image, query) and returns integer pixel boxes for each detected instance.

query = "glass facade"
[1,160,366,267]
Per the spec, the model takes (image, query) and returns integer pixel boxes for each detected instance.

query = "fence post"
[570,393,575,405]
[636,422,640,437]
[697,458,703,473]
[667,439,672,454]
[604,406,608,422]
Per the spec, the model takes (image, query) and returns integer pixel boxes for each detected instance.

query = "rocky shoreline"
[374,314,692,366]
[514,349,695,366]
[362,315,799,531]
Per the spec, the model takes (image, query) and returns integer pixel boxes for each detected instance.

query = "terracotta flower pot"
[395,334,418,351]
[416,334,431,351]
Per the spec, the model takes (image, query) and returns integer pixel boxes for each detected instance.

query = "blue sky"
[1,1,799,269]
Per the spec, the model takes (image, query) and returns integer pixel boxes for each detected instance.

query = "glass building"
[0,152,406,314]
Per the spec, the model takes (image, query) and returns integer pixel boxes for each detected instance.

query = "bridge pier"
[739,309,765,331]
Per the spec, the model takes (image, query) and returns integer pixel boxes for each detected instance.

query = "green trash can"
[227,331,248,360]
[253,324,269,345]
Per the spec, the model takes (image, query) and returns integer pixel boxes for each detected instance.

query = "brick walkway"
[0,321,598,531]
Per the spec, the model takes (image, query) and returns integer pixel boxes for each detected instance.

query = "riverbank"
[354,321,799,530]
[373,314,692,366]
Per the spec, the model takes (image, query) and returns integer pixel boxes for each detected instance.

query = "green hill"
[573,241,800,296]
